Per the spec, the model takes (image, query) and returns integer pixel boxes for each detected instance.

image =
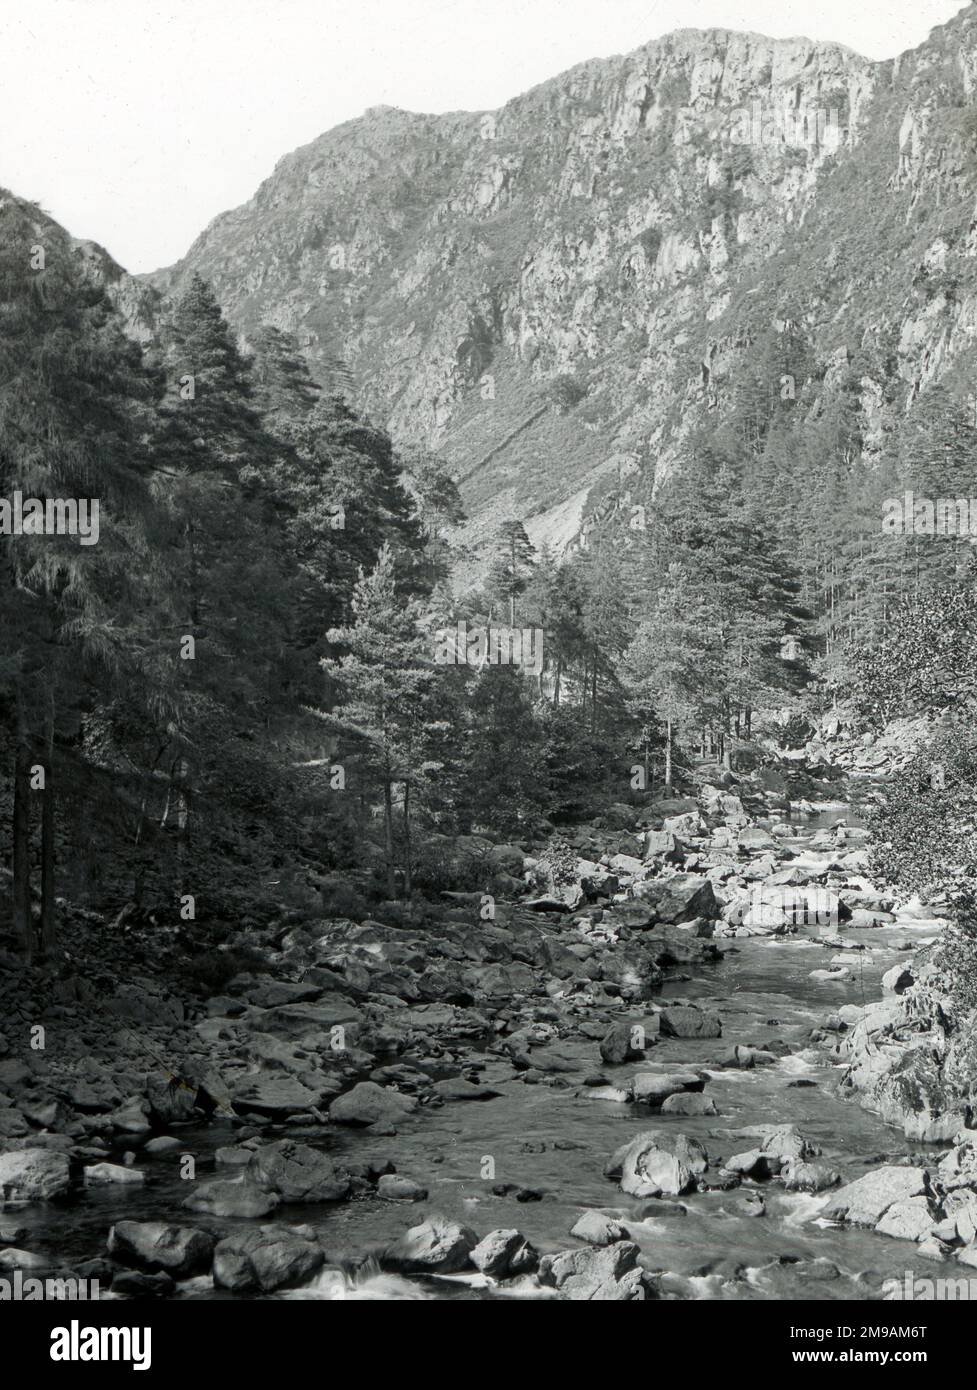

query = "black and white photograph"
[2,0,976,1359]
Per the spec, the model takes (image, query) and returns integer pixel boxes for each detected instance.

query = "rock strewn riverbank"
[1,760,974,1298]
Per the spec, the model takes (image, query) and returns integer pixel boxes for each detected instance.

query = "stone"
[146,1073,198,1126]
[632,876,720,924]
[661,1092,718,1116]
[329,1081,417,1127]
[538,1241,650,1300]
[182,1178,279,1219]
[84,1163,145,1186]
[107,1221,215,1278]
[0,1148,70,1201]
[213,1226,324,1293]
[822,1166,929,1227]
[781,1160,839,1193]
[723,1149,780,1179]
[377,1174,428,1201]
[570,1210,629,1245]
[231,1075,319,1117]
[617,1132,708,1198]
[759,1125,819,1163]
[599,1020,650,1065]
[643,831,685,863]
[106,1097,152,1134]
[0,1109,29,1138]
[248,1140,350,1203]
[431,1077,501,1102]
[882,964,914,995]
[382,1216,478,1274]
[470,1228,538,1277]
[144,1136,182,1155]
[631,1071,703,1105]
[875,1197,938,1242]
[658,1006,722,1039]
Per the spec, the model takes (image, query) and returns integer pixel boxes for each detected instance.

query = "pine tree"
[320,544,434,898]
[486,520,536,625]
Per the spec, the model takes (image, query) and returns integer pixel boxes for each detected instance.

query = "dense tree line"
[6,190,977,964]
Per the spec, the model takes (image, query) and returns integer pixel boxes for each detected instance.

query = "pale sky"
[0,0,969,273]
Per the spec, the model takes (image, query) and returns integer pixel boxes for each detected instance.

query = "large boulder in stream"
[599,1018,658,1064]
[0,1148,70,1202]
[108,1221,215,1278]
[609,1132,708,1197]
[821,1166,930,1227]
[538,1241,652,1299]
[632,875,720,924]
[182,1177,279,1219]
[248,1140,350,1203]
[470,1229,538,1277]
[658,1005,722,1039]
[213,1226,324,1292]
[231,1074,319,1117]
[382,1216,478,1274]
[329,1081,417,1127]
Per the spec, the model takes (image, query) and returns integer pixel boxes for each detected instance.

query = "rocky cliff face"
[148,6,977,551]
[1,190,160,343]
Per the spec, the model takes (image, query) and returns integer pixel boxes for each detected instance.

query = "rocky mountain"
[147,6,977,552]
[0,189,160,349]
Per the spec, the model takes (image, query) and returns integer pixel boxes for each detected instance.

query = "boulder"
[248,1140,350,1203]
[377,1175,428,1201]
[632,876,719,924]
[231,1075,319,1117]
[569,1211,629,1246]
[146,1074,198,1126]
[599,1020,652,1065]
[382,1216,478,1274]
[822,1166,929,1227]
[538,1241,650,1300]
[937,1141,977,1193]
[329,1082,416,1127]
[213,1226,324,1293]
[182,1178,279,1219]
[0,1148,70,1201]
[108,1221,214,1278]
[106,1097,152,1134]
[661,1092,718,1116]
[658,1006,722,1040]
[617,1132,708,1197]
[781,1160,839,1193]
[643,832,685,864]
[470,1228,538,1277]
[882,964,915,995]
[431,1077,501,1102]
[84,1163,145,1187]
[631,1071,703,1106]
[875,1197,939,1242]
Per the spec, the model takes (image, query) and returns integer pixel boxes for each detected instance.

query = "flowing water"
[15,805,956,1300]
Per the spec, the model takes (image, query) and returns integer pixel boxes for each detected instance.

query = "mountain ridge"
[138,4,977,553]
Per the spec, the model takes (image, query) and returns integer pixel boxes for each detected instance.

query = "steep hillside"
[0,191,160,342]
[148,9,977,552]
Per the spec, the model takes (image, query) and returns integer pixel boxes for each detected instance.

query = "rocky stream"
[1,753,975,1301]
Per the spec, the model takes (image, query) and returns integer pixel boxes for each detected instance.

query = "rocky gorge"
[1,714,972,1302]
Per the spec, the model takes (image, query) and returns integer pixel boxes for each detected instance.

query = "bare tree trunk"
[40,765,55,960]
[665,717,673,789]
[175,756,190,897]
[591,652,598,734]
[403,782,412,899]
[13,739,32,963]
[383,778,397,899]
